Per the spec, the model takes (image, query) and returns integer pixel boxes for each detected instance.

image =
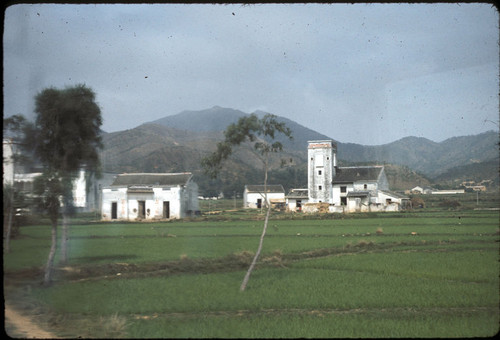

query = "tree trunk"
[43,220,58,286]
[4,192,14,253]
[240,152,270,292]
[240,205,271,291]
[60,212,69,265]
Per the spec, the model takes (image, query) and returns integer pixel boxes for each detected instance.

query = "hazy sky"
[3,3,499,145]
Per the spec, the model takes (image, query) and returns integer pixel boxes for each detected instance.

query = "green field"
[3,201,499,338]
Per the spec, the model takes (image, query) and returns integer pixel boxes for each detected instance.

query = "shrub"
[410,196,425,209]
[438,200,461,208]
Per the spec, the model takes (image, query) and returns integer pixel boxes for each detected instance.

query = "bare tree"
[201,113,292,291]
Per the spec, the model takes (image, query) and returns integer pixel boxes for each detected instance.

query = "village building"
[243,184,285,209]
[4,138,113,213]
[101,172,199,221]
[285,188,309,212]
[431,189,465,194]
[409,186,424,194]
[303,140,409,213]
[307,140,337,204]
[410,186,436,194]
[3,139,15,185]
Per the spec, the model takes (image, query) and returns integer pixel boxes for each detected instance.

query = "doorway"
[163,201,170,219]
[257,198,262,209]
[111,202,117,219]
[138,201,146,218]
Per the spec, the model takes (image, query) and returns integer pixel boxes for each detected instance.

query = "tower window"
[319,185,322,190]
[364,184,368,189]
[318,170,322,175]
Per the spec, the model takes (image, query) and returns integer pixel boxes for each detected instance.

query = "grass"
[3,205,499,338]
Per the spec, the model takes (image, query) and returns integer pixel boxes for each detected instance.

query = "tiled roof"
[111,173,192,186]
[245,184,285,194]
[379,190,409,199]
[346,191,370,197]
[286,189,309,199]
[333,166,383,183]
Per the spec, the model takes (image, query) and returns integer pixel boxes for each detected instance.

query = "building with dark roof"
[306,140,408,213]
[101,172,199,221]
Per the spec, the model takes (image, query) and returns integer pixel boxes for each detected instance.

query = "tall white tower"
[307,140,337,203]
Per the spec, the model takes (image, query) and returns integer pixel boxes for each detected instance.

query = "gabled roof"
[286,188,309,199]
[379,190,409,199]
[245,184,285,194]
[333,166,384,183]
[111,173,192,187]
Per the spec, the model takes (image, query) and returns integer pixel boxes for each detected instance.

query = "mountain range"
[99,106,499,195]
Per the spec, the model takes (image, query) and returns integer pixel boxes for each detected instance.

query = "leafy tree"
[201,114,292,291]
[23,84,103,285]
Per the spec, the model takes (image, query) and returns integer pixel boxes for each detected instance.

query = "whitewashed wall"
[244,191,285,209]
[101,186,187,221]
[332,183,354,205]
[72,170,87,208]
[3,140,14,185]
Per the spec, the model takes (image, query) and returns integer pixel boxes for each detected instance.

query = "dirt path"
[4,304,57,339]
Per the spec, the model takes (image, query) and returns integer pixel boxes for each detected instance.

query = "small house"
[101,172,199,221]
[332,166,389,207]
[285,188,309,212]
[330,166,408,213]
[243,184,285,209]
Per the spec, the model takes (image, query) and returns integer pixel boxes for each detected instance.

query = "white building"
[3,138,115,212]
[307,140,337,203]
[101,172,199,221]
[3,139,14,185]
[243,184,285,209]
[304,140,409,213]
[285,188,309,212]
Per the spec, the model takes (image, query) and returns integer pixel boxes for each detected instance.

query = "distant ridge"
[100,106,499,194]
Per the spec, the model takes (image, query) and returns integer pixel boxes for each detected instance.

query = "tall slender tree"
[201,113,292,291]
[24,84,103,285]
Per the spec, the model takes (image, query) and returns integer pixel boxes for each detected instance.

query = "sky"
[3,3,499,145]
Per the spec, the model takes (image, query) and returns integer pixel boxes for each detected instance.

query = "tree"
[23,84,103,285]
[201,114,292,291]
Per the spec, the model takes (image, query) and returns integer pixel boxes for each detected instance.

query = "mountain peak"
[149,106,248,132]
